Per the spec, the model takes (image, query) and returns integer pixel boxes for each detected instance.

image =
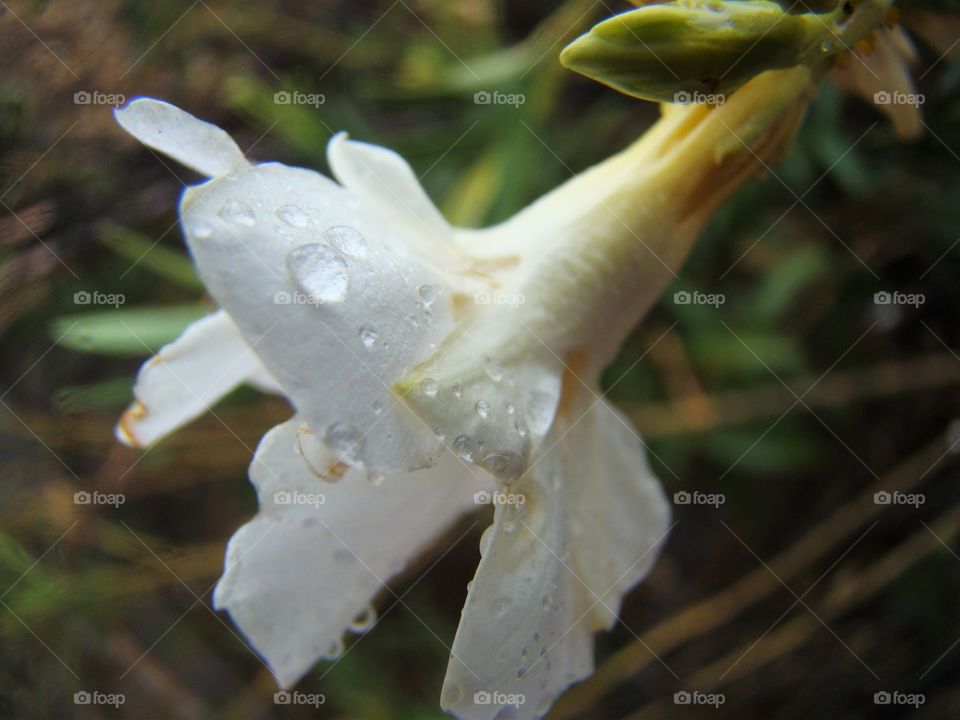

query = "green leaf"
[52,305,209,357]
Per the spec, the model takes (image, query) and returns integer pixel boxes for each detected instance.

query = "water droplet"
[452,383,463,399]
[287,243,349,303]
[475,399,491,419]
[505,402,515,415]
[443,683,463,705]
[492,596,513,618]
[453,435,477,462]
[479,451,523,483]
[372,399,384,415]
[421,378,438,397]
[323,638,344,657]
[417,284,437,305]
[349,605,376,632]
[368,473,384,486]
[359,325,378,349]
[218,198,256,226]
[325,422,364,463]
[276,204,308,228]
[433,426,445,441]
[191,223,212,239]
[323,225,368,257]
[483,356,504,382]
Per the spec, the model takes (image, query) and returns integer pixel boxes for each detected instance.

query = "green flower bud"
[560,0,893,103]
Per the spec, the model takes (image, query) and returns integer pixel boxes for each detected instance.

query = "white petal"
[327,133,452,243]
[214,418,492,688]
[114,98,250,177]
[116,310,280,447]
[178,160,456,474]
[441,391,670,719]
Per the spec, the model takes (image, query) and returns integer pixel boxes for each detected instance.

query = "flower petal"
[178,157,458,474]
[327,133,452,243]
[114,98,250,177]
[116,310,280,448]
[213,417,492,688]
[441,391,669,719]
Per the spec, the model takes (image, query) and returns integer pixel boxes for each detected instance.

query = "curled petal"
[441,391,669,719]
[116,310,280,447]
[115,98,250,177]
[214,417,492,688]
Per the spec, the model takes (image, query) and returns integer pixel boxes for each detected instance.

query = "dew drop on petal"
[276,204,309,227]
[323,638,345,657]
[349,605,376,633]
[421,378,438,397]
[475,399,491,419]
[483,356,504,382]
[417,284,437,306]
[372,399,384,415]
[218,198,256,226]
[287,243,349,303]
[359,325,378,349]
[479,451,523,484]
[325,422,365,463]
[453,435,477,462]
[323,225,368,258]
[492,596,513,618]
[479,524,495,556]
[191,223,212,239]
[452,383,463,399]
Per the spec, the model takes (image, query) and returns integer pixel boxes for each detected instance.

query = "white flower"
[114,71,810,718]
